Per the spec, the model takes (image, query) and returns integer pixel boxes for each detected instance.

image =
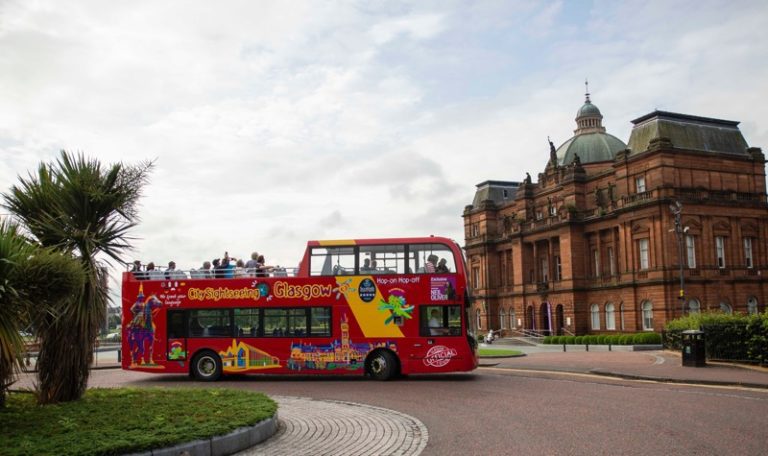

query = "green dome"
[556,132,627,166]
[577,100,602,118]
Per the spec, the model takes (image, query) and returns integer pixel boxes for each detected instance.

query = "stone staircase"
[494,337,540,347]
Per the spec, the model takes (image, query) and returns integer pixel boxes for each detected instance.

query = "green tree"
[3,151,152,403]
[0,221,83,406]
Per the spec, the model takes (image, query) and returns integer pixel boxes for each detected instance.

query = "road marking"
[479,367,768,393]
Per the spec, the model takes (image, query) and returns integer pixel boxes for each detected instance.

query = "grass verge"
[0,387,277,456]
[478,348,523,357]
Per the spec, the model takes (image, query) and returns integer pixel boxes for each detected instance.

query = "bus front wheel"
[191,350,222,381]
[367,350,398,381]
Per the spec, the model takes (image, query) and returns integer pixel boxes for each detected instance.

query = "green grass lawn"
[0,388,277,456]
[478,348,523,357]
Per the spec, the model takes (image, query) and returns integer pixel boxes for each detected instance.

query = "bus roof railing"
[128,267,298,280]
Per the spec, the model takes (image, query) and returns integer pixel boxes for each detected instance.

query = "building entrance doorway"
[539,302,551,335]
[556,305,564,335]
[527,306,535,332]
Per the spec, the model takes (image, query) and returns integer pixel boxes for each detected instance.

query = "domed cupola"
[556,82,627,167]
[575,91,605,134]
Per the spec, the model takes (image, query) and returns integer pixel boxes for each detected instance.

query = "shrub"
[588,335,599,344]
[574,336,583,344]
[619,335,632,345]
[564,336,576,344]
[606,335,621,345]
[542,336,554,344]
[632,333,661,344]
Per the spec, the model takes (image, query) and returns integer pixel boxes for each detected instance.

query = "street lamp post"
[670,201,685,316]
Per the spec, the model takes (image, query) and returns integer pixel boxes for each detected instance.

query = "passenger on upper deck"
[131,260,146,280]
[425,254,437,273]
[256,255,273,277]
[234,259,247,277]
[146,262,164,280]
[361,258,372,273]
[245,252,260,276]
[436,258,450,273]
[221,252,236,278]
[212,258,223,278]
[200,260,212,278]
[165,261,187,279]
[370,259,379,273]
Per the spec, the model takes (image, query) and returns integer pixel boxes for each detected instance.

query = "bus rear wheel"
[191,350,222,381]
[367,350,398,381]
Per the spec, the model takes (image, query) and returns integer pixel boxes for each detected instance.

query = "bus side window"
[168,310,187,338]
[420,305,461,337]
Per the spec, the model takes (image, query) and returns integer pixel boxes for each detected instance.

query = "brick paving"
[236,395,428,456]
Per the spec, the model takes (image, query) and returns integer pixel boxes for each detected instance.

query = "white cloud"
[1,0,767,296]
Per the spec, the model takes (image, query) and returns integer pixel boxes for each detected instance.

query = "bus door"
[410,304,463,372]
[166,310,188,363]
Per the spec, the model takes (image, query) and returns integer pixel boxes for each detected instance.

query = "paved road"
[64,354,768,456]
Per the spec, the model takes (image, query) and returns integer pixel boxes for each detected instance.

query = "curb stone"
[122,414,278,456]
[588,369,768,389]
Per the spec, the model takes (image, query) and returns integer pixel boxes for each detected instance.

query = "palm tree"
[0,220,83,406]
[3,151,152,403]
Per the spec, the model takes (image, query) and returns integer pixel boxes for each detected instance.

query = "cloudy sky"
[2,0,767,297]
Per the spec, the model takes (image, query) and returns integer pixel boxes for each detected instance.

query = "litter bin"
[681,329,706,367]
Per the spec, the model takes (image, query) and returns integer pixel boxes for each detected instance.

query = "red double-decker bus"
[122,236,478,380]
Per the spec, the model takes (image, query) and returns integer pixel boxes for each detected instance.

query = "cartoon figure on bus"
[378,288,413,325]
[128,285,164,366]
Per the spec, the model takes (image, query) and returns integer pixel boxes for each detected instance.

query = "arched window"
[476,309,482,330]
[747,297,758,315]
[719,301,732,314]
[642,301,653,331]
[619,302,625,331]
[590,304,600,330]
[605,303,616,330]
[500,308,507,329]
[509,310,516,330]
[688,299,701,314]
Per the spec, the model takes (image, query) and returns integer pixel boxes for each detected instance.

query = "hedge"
[664,311,768,364]
[541,333,662,345]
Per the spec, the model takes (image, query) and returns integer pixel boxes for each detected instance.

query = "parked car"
[103,332,121,342]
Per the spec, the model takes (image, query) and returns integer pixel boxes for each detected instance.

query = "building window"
[607,246,616,276]
[635,176,646,193]
[719,301,732,314]
[685,235,696,269]
[744,237,754,269]
[476,309,482,330]
[549,204,557,217]
[510,311,516,330]
[500,308,507,329]
[716,236,726,268]
[688,299,700,314]
[747,297,758,315]
[638,239,649,270]
[536,211,543,220]
[540,257,548,282]
[605,303,616,330]
[554,255,562,281]
[472,266,481,289]
[503,189,508,199]
[471,223,479,237]
[593,249,600,277]
[641,301,653,331]
[590,304,600,330]
[619,303,625,331]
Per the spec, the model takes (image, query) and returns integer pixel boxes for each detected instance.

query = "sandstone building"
[463,92,766,335]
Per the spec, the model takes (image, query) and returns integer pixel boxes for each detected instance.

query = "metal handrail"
[130,267,298,280]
